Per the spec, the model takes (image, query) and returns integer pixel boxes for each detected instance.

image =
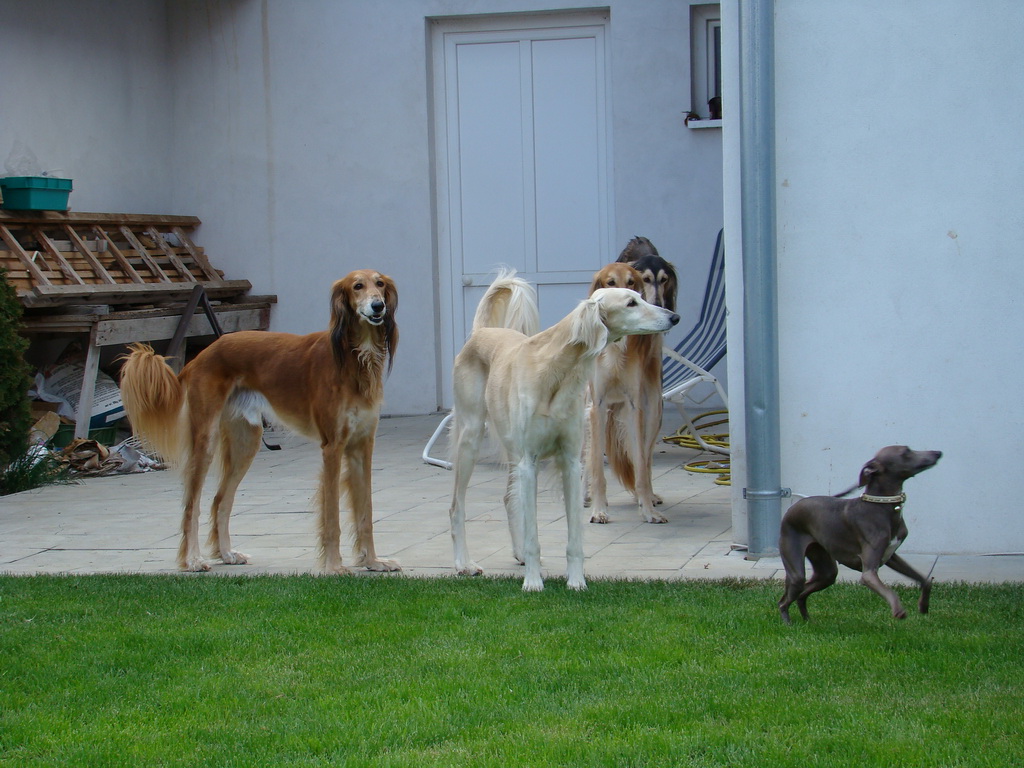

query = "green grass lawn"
[1,575,1021,767]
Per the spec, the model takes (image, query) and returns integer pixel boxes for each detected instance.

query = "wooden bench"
[1,211,275,438]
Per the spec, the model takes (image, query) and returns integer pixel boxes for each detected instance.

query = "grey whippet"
[778,445,942,623]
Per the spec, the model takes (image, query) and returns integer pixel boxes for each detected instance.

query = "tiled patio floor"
[2,414,1021,586]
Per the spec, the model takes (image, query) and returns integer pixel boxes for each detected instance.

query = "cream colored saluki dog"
[449,271,679,591]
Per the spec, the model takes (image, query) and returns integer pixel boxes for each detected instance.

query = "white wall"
[163,0,725,414]
[0,0,173,213]
[724,0,1024,554]
[1,0,724,415]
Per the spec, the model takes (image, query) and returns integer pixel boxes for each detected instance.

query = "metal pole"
[739,0,784,557]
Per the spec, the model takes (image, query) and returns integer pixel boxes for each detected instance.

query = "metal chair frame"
[661,229,729,455]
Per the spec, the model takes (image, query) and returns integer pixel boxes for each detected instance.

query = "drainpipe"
[739,0,785,557]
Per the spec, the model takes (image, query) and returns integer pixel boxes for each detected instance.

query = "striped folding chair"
[662,229,729,455]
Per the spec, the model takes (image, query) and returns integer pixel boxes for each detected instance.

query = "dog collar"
[861,492,906,506]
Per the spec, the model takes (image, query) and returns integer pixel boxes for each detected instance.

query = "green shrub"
[0,267,32,477]
[0,448,72,495]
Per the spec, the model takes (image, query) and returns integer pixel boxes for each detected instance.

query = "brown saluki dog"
[119,270,399,574]
[617,236,678,312]
[586,238,679,523]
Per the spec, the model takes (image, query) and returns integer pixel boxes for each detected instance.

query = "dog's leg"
[795,543,839,621]
[517,456,544,592]
[207,415,261,565]
[777,526,810,624]
[642,395,664,507]
[631,403,666,523]
[348,437,400,572]
[885,553,932,614]
[587,398,611,524]
[449,412,484,576]
[179,416,216,572]
[503,471,525,565]
[558,452,588,591]
[316,440,351,575]
[859,560,908,619]
[582,401,593,510]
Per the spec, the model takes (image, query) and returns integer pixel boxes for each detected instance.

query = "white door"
[431,12,613,407]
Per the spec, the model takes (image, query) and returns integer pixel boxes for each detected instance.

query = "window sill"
[687,119,722,130]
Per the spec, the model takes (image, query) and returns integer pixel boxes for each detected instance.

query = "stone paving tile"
[0,413,1020,585]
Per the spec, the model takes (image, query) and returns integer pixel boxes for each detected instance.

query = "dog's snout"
[668,313,680,326]
[370,299,385,314]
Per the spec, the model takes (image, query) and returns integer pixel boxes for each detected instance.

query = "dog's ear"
[381,275,399,374]
[662,264,678,312]
[329,278,354,364]
[588,272,604,296]
[569,296,608,353]
[858,459,881,488]
[617,236,658,263]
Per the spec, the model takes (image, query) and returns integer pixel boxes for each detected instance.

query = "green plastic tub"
[0,176,73,211]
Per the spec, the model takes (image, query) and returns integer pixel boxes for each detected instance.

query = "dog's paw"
[220,550,250,565]
[589,511,609,524]
[641,512,668,524]
[652,493,664,506]
[456,562,483,577]
[321,561,354,576]
[567,576,588,591]
[182,557,211,572]
[363,558,401,572]
[521,577,545,592]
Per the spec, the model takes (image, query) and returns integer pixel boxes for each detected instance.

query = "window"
[689,4,722,126]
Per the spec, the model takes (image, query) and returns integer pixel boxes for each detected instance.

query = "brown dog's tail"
[119,343,186,465]
[605,417,637,496]
[471,269,540,335]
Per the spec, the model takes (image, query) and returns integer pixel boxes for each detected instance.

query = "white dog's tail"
[472,269,540,335]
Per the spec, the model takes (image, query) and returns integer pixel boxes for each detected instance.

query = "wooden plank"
[93,306,271,345]
[145,226,199,283]
[20,318,96,333]
[92,226,146,284]
[21,279,254,307]
[0,224,52,286]
[63,225,117,284]
[0,265,36,288]
[0,211,201,227]
[32,227,87,285]
[75,327,102,439]
[171,226,222,282]
[165,286,207,360]
[20,299,272,332]
[118,226,171,282]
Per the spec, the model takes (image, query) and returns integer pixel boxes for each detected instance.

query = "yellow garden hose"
[663,409,731,485]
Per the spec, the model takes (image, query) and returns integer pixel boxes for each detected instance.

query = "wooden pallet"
[3,211,275,439]
[0,211,251,307]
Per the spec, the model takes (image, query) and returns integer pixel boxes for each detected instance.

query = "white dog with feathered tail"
[448,270,679,591]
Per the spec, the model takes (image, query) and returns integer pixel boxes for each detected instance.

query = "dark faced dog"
[617,236,677,311]
[778,445,942,623]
